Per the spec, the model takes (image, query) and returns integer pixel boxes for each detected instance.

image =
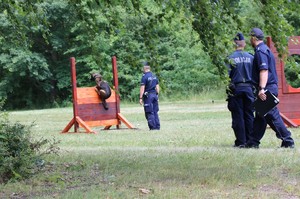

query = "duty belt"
[235,83,252,87]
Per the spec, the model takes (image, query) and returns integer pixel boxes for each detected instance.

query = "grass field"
[1,98,300,199]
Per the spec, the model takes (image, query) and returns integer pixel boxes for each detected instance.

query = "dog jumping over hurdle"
[90,73,111,110]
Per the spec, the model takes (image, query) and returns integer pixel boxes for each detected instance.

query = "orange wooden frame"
[267,36,300,127]
[61,56,134,133]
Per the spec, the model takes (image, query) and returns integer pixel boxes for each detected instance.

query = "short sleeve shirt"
[252,42,278,86]
[140,72,159,93]
[227,50,254,84]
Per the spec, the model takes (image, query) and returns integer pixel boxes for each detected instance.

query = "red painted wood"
[70,57,79,132]
[61,117,75,133]
[280,113,298,128]
[77,103,117,121]
[112,56,120,114]
[293,119,300,124]
[118,113,134,128]
[84,119,119,127]
[76,116,96,133]
[77,87,116,104]
[287,85,300,93]
[267,36,300,127]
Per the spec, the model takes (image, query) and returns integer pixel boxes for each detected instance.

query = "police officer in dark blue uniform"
[227,32,254,148]
[139,62,160,130]
[246,28,295,148]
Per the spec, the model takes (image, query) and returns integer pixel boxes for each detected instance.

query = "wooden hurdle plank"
[83,119,120,127]
[76,87,116,104]
[77,102,117,120]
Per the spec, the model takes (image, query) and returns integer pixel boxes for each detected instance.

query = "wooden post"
[61,57,96,134]
[70,57,79,132]
[112,56,120,128]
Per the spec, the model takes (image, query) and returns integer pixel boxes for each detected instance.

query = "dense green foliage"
[0,0,299,109]
[0,104,59,183]
[0,114,35,183]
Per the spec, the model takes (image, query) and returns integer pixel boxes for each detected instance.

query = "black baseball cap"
[250,28,264,40]
[234,32,245,41]
[142,61,149,66]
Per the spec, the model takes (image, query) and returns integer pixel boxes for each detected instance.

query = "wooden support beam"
[280,112,298,128]
[118,113,135,129]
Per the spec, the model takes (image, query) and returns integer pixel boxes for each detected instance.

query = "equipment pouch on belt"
[226,83,235,97]
[143,92,149,98]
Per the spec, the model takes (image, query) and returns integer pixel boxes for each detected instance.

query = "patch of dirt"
[259,184,300,199]
[1,161,113,199]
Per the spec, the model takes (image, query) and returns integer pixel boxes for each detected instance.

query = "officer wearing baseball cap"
[226,32,254,148]
[246,28,295,148]
[250,28,264,40]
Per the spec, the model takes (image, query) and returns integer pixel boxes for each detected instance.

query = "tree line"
[0,0,299,109]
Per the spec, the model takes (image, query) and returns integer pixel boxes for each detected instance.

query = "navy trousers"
[143,93,160,130]
[248,106,294,147]
[227,86,254,146]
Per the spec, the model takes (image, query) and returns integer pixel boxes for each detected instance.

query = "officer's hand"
[258,90,267,101]
[139,99,143,105]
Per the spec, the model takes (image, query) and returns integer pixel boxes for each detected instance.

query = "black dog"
[91,73,111,110]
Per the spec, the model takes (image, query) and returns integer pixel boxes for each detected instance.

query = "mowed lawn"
[1,99,300,199]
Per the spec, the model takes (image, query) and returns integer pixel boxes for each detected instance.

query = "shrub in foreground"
[0,107,60,183]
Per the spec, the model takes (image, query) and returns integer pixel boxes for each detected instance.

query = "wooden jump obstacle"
[61,56,134,133]
[267,36,300,127]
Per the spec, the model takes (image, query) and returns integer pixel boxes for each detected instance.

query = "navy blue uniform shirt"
[252,42,278,89]
[140,71,159,93]
[227,50,254,84]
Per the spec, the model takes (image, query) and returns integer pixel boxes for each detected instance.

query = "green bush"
[0,103,60,183]
[284,55,300,88]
